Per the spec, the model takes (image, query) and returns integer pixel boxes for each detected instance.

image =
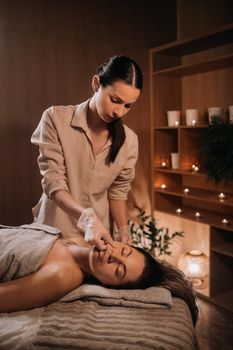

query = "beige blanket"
[60,283,173,309]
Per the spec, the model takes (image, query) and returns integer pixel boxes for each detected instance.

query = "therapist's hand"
[116,225,132,245]
[77,208,114,250]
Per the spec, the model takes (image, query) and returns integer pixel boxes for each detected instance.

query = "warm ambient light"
[160,161,168,168]
[195,212,201,218]
[222,218,229,224]
[174,121,179,127]
[160,184,167,190]
[218,192,226,200]
[178,250,209,289]
[191,120,197,126]
[183,188,190,194]
[176,208,182,214]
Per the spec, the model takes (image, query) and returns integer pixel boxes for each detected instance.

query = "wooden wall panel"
[0,0,176,224]
[177,0,233,39]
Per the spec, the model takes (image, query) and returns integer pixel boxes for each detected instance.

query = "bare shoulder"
[0,261,83,313]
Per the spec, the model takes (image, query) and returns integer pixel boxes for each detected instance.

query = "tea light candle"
[193,166,199,173]
[218,193,226,200]
[195,212,201,218]
[221,218,229,224]
[174,121,179,127]
[161,161,168,168]
[191,164,196,171]
[176,208,182,214]
[184,188,190,194]
[191,120,197,126]
[160,184,167,190]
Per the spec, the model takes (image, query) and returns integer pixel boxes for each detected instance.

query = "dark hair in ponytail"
[119,247,199,326]
[97,55,143,164]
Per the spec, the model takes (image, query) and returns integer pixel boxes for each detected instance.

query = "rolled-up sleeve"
[108,135,138,200]
[31,108,69,197]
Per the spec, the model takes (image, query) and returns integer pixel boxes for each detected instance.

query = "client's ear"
[92,75,100,92]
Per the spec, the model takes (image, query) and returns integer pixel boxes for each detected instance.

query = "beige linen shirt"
[31,99,138,244]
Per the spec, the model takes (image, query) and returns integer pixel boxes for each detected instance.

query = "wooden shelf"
[211,243,233,258]
[150,22,233,312]
[153,53,233,76]
[154,167,206,177]
[150,23,233,56]
[210,289,233,313]
[154,125,208,130]
[154,126,179,130]
[155,186,233,207]
[152,203,233,231]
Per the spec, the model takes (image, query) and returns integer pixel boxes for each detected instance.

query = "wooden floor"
[195,298,233,350]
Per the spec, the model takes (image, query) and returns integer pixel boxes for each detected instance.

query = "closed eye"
[110,97,121,104]
[116,263,126,279]
[110,96,134,109]
[121,247,132,257]
[124,104,133,109]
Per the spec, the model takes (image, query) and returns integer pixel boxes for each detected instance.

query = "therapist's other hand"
[116,225,132,245]
[77,208,114,250]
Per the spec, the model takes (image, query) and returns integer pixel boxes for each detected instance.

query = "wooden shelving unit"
[150,23,233,312]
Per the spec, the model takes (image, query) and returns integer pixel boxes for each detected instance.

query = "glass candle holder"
[178,250,209,289]
[218,193,226,200]
[160,161,168,168]
[195,212,201,219]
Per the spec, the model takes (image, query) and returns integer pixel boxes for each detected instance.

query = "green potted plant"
[128,208,184,257]
[199,116,233,184]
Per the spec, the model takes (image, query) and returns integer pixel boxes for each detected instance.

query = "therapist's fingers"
[101,231,116,247]
[121,234,133,245]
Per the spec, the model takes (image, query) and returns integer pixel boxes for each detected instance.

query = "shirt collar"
[70,98,112,151]
[70,98,91,132]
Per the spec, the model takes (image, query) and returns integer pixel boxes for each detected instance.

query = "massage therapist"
[31,55,143,250]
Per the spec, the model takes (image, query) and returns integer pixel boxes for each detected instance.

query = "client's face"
[89,242,145,286]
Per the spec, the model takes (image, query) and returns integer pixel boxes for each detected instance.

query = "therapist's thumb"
[101,231,115,247]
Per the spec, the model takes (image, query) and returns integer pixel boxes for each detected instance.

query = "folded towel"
[60,283,172,309]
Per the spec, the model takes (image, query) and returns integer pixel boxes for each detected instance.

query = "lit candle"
[161,161,168,168]
[160,184,167,190]
[191,164,196,171]
[184,188,190,194]
[174,121,179,127]
[195,212,201,218]
[193,166,199,173]
[218,193,226,200]
[191,120,197,126]
[221,218,229,224]
[176,208,182,214]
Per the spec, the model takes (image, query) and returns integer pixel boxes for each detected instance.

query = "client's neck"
[68,244,93,275]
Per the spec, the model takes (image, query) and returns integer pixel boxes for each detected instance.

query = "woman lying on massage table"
[0,223,198,325]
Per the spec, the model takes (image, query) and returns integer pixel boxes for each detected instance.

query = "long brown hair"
[119,247,199,326]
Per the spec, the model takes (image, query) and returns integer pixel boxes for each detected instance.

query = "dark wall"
[0,0,176,224]
[177,0,233,38]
